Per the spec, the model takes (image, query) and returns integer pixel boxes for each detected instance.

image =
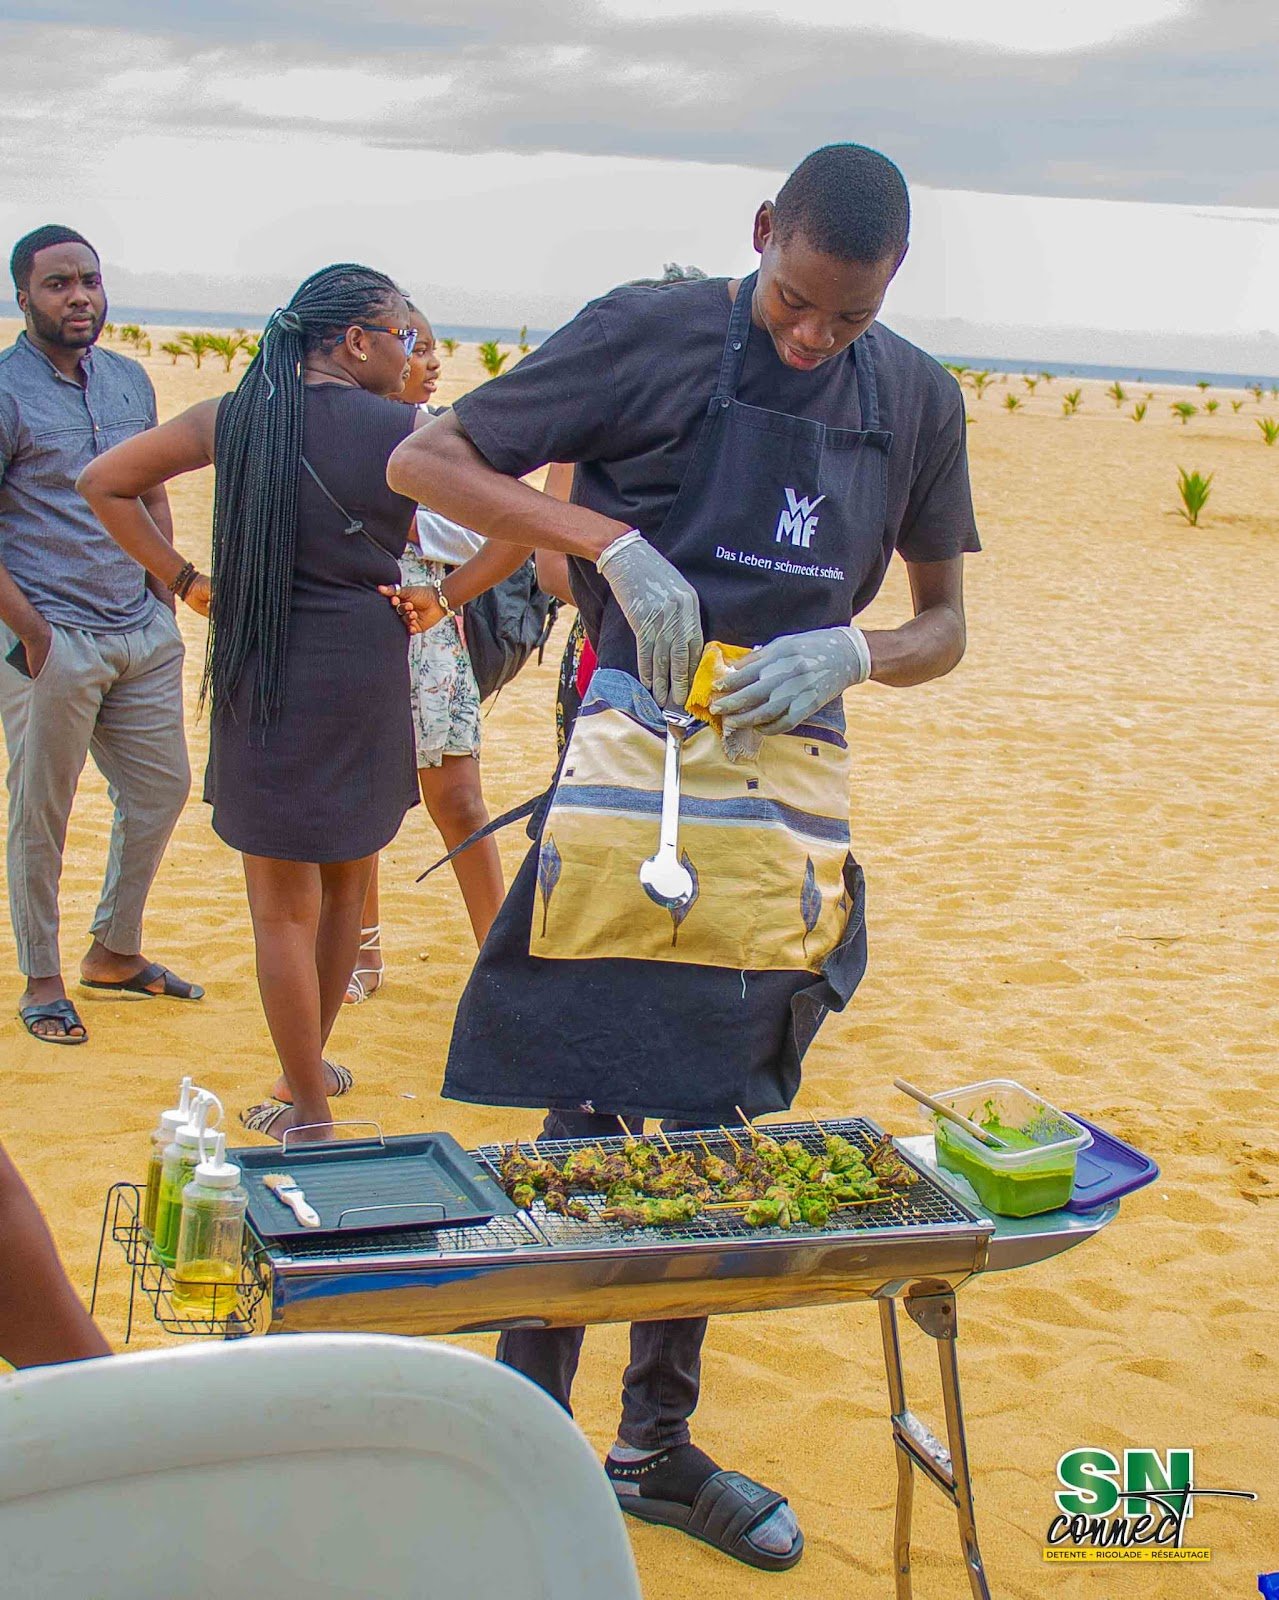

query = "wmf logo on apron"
[775,488,825,549]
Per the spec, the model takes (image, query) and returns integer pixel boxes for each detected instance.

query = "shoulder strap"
[301,455,403,574]
[416,792,545,882]
[300,456,364,535]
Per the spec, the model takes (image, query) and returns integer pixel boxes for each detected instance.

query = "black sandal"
[81,960,204,1000]
[610,1450,804,1572]
[19,998,88,1046]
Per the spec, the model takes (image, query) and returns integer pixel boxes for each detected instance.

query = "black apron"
[443,274,890,1121]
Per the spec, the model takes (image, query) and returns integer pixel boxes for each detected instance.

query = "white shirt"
[411,404,486,565]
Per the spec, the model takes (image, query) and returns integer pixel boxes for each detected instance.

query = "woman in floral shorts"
[346,312,513,1001]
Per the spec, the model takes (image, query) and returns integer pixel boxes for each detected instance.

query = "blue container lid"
[1064,1114,1159,1213]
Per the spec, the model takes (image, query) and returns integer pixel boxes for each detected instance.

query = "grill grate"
[265,1207,543,1263]
[262,1119,974,1263]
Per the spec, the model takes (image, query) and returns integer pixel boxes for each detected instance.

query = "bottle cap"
[154,1075,195,1138]
[193,1132,241,1190]
[159,1106,190,1140]
[174,1090,223,1150]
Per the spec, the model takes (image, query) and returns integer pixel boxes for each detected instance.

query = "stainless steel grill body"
[257,1119,995,1336]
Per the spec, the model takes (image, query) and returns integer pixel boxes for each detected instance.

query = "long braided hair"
[206,263,405,727]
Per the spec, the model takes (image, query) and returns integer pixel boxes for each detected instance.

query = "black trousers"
[496,1108,709,1450]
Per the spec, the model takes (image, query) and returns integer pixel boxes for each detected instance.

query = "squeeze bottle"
[153,1091,222,1267]
[172,1132,248,1317]
[142,1076,195,1237]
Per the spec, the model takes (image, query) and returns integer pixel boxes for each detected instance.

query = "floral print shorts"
[402,549,482,769]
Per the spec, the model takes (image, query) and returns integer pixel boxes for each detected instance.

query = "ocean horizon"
[2,301,1275,390]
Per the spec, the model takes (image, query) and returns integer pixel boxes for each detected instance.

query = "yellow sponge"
[685,641,751,731]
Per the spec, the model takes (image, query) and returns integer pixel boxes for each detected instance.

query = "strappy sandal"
[270,1059,353,1104]
[322,1059,353,1097]
[19,997,88,1045]
[344,925,384,1005]
[239,1101,293,1140]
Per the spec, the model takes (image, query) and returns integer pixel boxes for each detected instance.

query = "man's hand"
[712,625,872,737]
[181,574,212,619]
[20,618,54,679]
[597,532,703,709]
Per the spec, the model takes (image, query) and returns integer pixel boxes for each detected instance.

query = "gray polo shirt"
[0,333,157,632]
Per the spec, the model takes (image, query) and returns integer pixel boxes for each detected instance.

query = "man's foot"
[79,942,203,999]
[269,1060,354,1104]
[606,1442,803,1571]
[18,976,87,1043]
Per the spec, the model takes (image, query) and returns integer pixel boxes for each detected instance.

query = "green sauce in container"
[928,1082,1090,1218]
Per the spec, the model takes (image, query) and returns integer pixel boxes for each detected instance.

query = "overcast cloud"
[3,3,1277,363]
[3,0,1277,206]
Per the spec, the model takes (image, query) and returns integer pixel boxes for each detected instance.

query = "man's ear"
[15,290,27,315]
[752,201,775,257]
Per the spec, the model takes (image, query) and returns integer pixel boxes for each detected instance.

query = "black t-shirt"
[454,276,980,643]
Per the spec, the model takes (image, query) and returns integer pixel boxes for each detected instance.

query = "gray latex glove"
[712,625,872,737]
[596,531,704,709]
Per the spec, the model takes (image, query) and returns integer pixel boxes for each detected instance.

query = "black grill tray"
[230,1132,518,1241]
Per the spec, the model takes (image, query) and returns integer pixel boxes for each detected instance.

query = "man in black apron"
[389,143,980,1573]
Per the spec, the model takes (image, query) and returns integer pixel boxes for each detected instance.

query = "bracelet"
[169,560,198,600]
[432,580,454,616]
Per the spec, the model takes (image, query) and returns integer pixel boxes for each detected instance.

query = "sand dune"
[2,319,1277,1595]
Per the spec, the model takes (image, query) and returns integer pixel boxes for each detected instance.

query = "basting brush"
[262,1172,321,1227]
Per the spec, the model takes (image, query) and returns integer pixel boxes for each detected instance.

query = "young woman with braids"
[78,264,423,1141]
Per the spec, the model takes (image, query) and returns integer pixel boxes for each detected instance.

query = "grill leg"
[879,1291,992,1600]
[878,1298,915,1598]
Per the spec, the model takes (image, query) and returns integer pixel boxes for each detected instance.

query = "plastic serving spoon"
[893,1076,1008,1149]
[639,711,696,912]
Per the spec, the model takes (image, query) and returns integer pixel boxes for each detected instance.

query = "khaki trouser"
[0,602,189,978]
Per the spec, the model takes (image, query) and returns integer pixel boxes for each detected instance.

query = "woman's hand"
[182,574,212,618]
[378,583,448,635]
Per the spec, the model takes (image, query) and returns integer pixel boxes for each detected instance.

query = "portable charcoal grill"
[239,1116,1120,1599]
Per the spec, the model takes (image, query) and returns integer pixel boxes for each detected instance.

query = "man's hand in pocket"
[20,620,53,679]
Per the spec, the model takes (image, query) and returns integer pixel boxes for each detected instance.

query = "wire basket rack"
[90,1182,271,1342]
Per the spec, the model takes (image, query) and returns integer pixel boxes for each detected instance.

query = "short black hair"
[773,145,909,265]
[10,225,98,294]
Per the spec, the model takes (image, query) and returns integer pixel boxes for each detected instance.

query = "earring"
[358,353,368,362]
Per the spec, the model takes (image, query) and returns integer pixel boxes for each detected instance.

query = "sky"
[2,2,1277,362]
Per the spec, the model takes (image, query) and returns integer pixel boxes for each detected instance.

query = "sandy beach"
[2,316,1277,1595]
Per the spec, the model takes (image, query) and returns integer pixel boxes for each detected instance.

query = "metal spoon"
[893,1077,1007,1148]
[639,711,696,911]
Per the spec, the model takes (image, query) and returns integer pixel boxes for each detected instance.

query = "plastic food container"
[921,1079,1092,1218]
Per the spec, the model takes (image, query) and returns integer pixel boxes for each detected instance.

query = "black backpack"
[465,557,560,702]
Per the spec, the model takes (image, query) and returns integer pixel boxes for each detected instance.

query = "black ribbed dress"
[204,384,419,862]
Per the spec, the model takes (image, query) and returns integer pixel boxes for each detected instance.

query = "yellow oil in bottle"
[142,1145,165,1237]
[171,1259,242,1317]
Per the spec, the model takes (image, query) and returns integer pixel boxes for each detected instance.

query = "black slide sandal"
[81,961,204,1000]
[19,998,88,1045]
[614,1465,804,1572]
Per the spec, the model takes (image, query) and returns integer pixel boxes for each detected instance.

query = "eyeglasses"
[357,325,418,356]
